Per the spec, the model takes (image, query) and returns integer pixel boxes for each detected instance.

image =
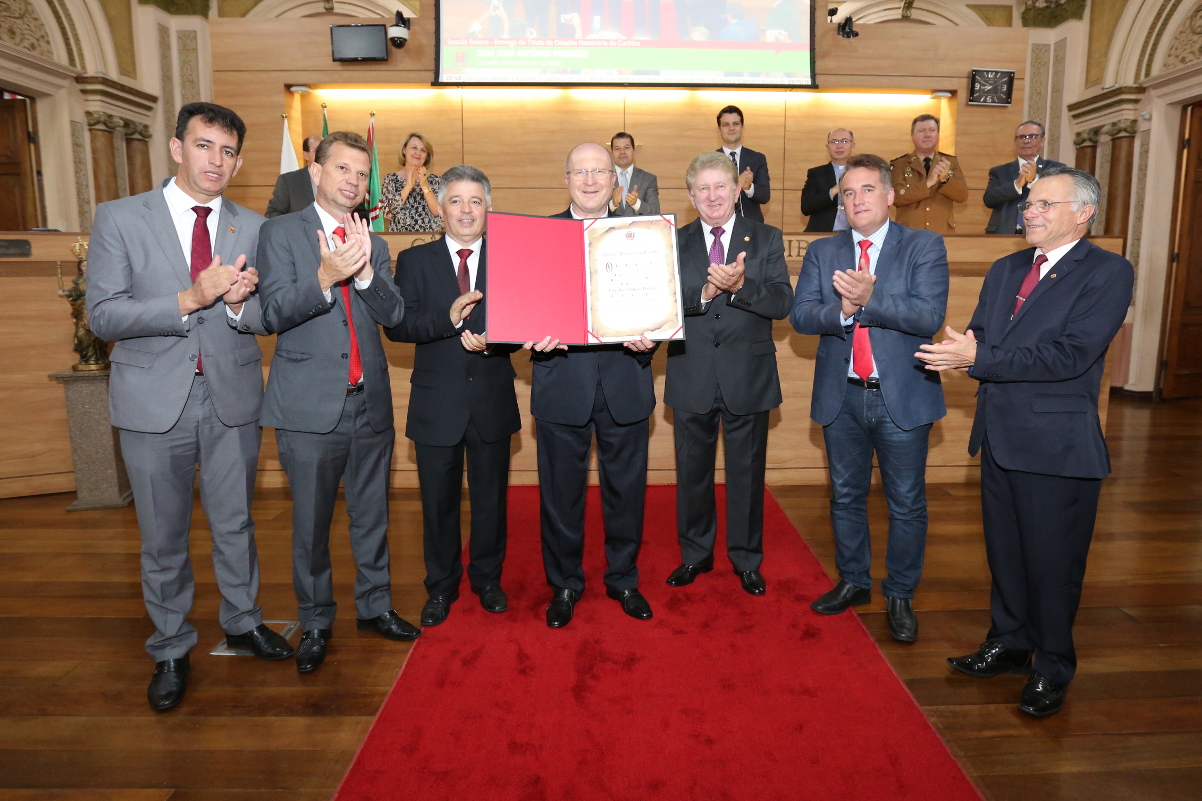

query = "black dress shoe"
[811,579,871,615]
[886,597,918,643]
[472,584,508,613]
[736,569,766,595]
[947,641,1034,678]
[295,629,331,674]
[225,623,295,660]
[546,588,581,628]
[357,610,421,641]
[1018,673,1068,718]
[605,587,653,620]
[147,655,189,712]
[666,556,714,587]
[420,591,460,627]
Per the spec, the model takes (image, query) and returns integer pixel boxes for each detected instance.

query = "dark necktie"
[332,225,363,386]
[708,226,725,266]
[190,205,212,374]
[923,156,932,174]
[1012,254,1047,319]
[730,151,743,216]
[852,240,874,381]
[1016,163,1030,233]
[456,248,472,295]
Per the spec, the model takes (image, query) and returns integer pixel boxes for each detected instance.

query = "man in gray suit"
[609,132,661,217]
[791,153,949,643]
[265,134,321,219]
[983,121,1066,234]
[88,102,293,713]
[257,131,417,675]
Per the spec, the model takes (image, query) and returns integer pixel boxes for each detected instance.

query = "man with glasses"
[983,121,1065,235]
[524,143,658,629]
[917,167,1134,718]
[801,128,856,232]
[890,114,968,234]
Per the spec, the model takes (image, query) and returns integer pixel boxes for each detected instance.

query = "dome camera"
[388,11,410,48]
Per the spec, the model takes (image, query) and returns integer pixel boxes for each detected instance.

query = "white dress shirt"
[314,202,373,303]
[446,235,482,329]
[1034,238,1080,278]
[722,146,756,198]
[163,178,242,322]
[842,220,891,378]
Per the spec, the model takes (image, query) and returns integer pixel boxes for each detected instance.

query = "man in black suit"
[385,166,521,627]
[917,167,1134,717]
[983,121,1066,234]
[716,105,770,223]
[664,151,793,595]
[800,128,855,232]
[525,142,658,629]
[265,134,321,219]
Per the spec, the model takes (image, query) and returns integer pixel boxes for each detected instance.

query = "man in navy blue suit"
[791,153,948,643]
[918,167,1133,718]
[716,105,771,223]
[982,121,1065,235]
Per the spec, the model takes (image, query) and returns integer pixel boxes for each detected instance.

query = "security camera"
[388,11,410,48]
[837,16,859,38]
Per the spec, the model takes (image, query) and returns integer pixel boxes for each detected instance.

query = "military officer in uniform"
[890,114,968,234]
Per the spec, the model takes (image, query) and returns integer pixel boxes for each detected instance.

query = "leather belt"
[346,383,365,396]
[847,376,881,390]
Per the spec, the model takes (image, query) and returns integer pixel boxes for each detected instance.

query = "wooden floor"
[0,394,1198,800]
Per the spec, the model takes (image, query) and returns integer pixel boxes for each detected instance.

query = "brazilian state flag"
[366,112,383,232]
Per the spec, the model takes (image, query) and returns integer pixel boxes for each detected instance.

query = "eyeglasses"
[1014,133,1044,141]
[1018,200,1074,213]
[828,138,853,146]
[567,168,614,180]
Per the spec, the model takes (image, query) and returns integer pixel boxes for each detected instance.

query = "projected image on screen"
[436,0,814,87]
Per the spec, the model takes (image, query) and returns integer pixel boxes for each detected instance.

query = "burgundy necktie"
[708,226,725,266]
[1012,254,1047,319]
[190,206,212,374]
[332,225,363,386]
[456,248,472,295]
[852,240,874,381]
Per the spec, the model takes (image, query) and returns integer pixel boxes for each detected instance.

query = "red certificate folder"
[486,213,591,344]
[486,212,683,345]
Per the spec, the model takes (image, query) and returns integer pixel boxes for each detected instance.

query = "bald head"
[564,142,615,219]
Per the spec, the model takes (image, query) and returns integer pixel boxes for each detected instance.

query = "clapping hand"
[739,167,754,192]
[702,251,746,300]
[316,228,367,292]
[916,326,977,371]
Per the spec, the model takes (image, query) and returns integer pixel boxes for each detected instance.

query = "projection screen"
[435,0,815,87]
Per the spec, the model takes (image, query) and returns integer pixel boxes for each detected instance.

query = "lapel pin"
[1049,273,1057,279]
[229,227,235,234]
[744,236,750,241]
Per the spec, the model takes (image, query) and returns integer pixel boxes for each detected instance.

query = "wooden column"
[1103,119,1138,239]
[124,122,153,196]
[85,112,122,205]
[1074,126,1100,176]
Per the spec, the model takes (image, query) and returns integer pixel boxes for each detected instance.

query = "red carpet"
[336,486,982,801]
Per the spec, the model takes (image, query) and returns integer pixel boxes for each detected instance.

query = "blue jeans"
[822,383,932,599]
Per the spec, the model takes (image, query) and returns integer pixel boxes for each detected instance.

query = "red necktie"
[333,225,363,386]
[1012,254,1047,318]
[456,248,472,295]
[190,206,212,374]
[852,239,874,381]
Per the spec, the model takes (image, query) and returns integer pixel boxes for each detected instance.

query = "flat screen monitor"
[435,0,816,88]
[331,24,389,62]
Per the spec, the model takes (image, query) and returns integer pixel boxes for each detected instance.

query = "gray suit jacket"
[265,167,315,219]
[257,204,404,435]
[611,166,661,217]
[87,186,268,433]
[792,224,948,431]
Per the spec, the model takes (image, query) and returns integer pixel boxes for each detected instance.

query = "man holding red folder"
[525,142,658,629]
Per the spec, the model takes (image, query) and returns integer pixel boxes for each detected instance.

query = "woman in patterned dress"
[380,133,444,232]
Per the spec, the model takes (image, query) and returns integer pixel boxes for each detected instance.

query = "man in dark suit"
[801,128,855,232]
[257,131,418,675]
[716,105,770,223]
[265,134,320,219]
[88,102,293,712]
[918,167,1133,717]
[609,132,661,217]
[664,151,793,595]
[983,121,1066,234]
[385,165,521,627]
[525,142,658,629]
[791,153,949,643]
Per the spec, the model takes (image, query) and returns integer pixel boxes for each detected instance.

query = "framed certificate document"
[485,212,685,345]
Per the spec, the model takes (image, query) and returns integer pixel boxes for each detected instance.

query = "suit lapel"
[142,189,193,290]
[875,224,901,284]
[1006,240,1089,332]
[729,215,755,265]
[214,199,239,265]
[300,204,322,269]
